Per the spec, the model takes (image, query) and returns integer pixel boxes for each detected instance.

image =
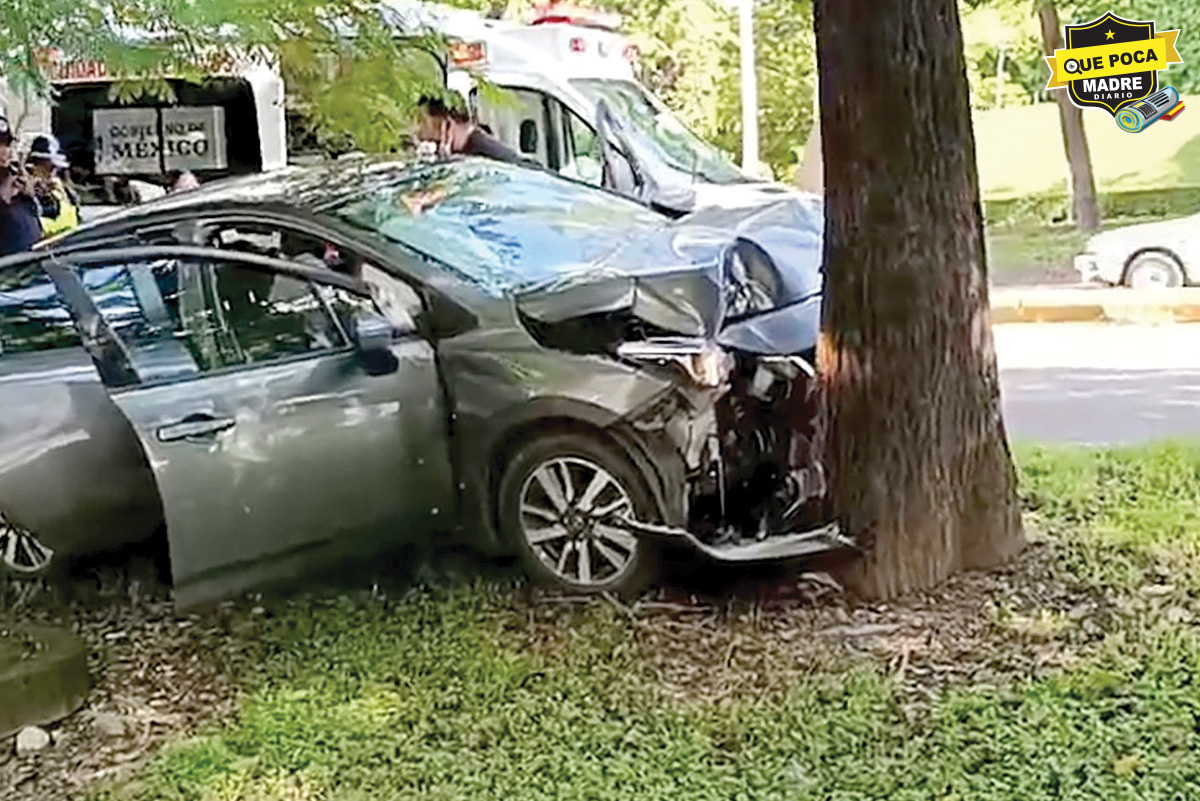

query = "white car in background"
[1075,212,1200,288]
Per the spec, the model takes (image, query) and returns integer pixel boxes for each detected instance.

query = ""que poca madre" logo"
[1045,11,1185,133]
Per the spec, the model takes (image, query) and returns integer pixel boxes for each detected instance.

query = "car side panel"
[107,341,454,607]
[1175,218,1200,280]
[0,347,163,558]
[437,325,695,552]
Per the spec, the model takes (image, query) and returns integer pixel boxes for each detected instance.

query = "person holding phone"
[25,134,80,238]
[0,118,40,256]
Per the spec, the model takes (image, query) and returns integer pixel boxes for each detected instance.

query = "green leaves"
[0,0,454,154]
[585,0,817,179]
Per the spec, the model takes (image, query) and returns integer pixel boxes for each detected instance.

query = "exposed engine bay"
[518,300,841,560]
[691,350,829,547]
[511,216,847,562]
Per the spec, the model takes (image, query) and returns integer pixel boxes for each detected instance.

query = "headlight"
[617,339,733,388]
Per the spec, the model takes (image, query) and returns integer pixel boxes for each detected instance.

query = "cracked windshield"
[330,160,666,295]
[572,78,748,185]
[2,0,1199,799]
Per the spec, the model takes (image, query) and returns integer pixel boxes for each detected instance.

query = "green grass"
[985,223,1094,283]
[93,443,1200,801]
[983,217,1168,284]
[974,98,1199,281]
[974,97,1200,200]
[1015,442,1200,594]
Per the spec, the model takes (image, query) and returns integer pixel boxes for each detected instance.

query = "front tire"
[498,432,659,597]
[1125,251,1185,289]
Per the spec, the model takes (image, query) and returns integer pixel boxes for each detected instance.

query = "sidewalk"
[990,285,1200,324]
[994,322,1200,370]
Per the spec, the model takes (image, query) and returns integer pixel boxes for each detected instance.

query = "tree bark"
[812,0,1024,599]
[1037,1,1101,232]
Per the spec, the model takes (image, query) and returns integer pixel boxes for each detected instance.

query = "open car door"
[46,246,455,607]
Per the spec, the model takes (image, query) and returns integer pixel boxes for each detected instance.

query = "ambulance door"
[477,87,557,170]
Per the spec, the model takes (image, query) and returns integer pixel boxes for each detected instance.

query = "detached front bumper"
[611,515,855,562]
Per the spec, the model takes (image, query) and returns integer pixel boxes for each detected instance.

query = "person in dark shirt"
[0,118,41,256]
[0,166,42,256]
[414,95,525,165]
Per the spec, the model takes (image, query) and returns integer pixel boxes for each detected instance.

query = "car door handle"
[156,415,236,442]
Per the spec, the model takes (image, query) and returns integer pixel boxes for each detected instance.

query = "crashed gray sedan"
[0,156,846,605]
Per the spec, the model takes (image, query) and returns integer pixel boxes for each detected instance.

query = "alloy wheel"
[518,456,639,587]
[0,514,54,574]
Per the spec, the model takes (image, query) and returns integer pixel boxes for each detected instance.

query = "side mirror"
[350,309,400,376]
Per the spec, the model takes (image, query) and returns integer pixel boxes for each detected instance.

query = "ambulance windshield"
[570,79,748,185]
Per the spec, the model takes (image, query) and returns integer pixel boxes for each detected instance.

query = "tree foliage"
[0,0,459,153]
[603,0,817,180]
[962,0,1199,106]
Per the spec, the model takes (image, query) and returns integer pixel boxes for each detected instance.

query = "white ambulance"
[1,2,814,221]
[385,0,813,215]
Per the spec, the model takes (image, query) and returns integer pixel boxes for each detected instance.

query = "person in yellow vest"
[25,135,80,238]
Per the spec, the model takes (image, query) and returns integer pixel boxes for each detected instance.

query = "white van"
[1,51,287,221]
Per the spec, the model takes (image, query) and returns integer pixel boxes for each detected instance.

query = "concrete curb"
[990,286,1200,324]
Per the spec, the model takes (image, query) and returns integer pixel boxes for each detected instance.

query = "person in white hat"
[26,134,80,237]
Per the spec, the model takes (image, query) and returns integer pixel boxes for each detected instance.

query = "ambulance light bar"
[530,2,622,31]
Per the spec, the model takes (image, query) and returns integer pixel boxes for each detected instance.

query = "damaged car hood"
[515,197,825,351]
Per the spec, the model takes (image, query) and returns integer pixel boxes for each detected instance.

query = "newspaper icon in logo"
[1116,86,1186,132]
[1045,11,1183,124]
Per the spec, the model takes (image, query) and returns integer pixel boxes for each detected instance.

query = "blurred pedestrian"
[0,116,14,170]
[0,165,41,256]
[0,118,40,256]
[26,134,79,238]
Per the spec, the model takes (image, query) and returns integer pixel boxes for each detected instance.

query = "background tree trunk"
[1037,1,1101,232]
[813,0,1024,599]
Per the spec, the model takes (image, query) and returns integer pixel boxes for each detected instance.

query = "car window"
[327,160,667,296]
[322,265,423,337]
[0,262,83,356]
[208,222,361,277]
[71,255,353,382]
[570,78,746,185]
[205,262,347,367]
[560,105,604,186]
[80,259,184,347]
[72,256,214,381]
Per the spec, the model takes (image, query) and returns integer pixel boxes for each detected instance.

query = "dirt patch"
[0,563,267,800]
[508,542,1118,703]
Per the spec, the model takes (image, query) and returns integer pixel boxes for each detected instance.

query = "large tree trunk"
[813,0,1024,599]
[1037,1,1101,232]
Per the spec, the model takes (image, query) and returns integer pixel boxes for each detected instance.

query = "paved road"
[996,324,1200,445]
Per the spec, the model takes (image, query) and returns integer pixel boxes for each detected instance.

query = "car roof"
[35,155,447,252]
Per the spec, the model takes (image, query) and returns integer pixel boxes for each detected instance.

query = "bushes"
[985,186,1200,227]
